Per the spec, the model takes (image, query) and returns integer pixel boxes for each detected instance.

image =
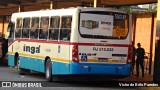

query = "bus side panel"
[29,58,36,71]
[37,59,45,73]
[52,61,60,74]
[19,56,27,69]
[19,56,35,71]
[31,58,44,73]
[51,61,70,75]
[59,62,70,74]
[8,54,15,66]
[18,56,45,73]
[57,44,70,74]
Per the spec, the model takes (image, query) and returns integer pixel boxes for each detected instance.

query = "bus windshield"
[8,22,14,38]
[79,11,129,39]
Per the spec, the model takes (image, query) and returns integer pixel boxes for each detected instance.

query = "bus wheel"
[45,59,52,82]
[17,59,25,75]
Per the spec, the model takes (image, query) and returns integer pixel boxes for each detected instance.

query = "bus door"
[8,21,15,66]
[8,22,14,44]
[57,16,72,74]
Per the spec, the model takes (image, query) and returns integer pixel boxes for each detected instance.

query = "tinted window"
[16,18,23,28]
[49,16,60,40]
[22,18,30,38]
[30,17,39,39]
[39,17,49,39]
[79,11,129,39]
[60,16,72,41]
[50,16,59,28]
[61,16,72,28]
[15,18,22,38]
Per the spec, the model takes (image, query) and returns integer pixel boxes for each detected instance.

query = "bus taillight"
[72,44,79,63]
[127,45,132,64]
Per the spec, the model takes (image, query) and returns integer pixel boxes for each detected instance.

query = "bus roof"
[11,7,127,19]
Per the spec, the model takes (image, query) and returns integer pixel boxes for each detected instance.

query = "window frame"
[30,17,40,39]
[49,16,60,41]
[59,16,72,42]
[78,11,129,39]
[15,18,23,38]
[39,16,49,40]
[22,17,30,39]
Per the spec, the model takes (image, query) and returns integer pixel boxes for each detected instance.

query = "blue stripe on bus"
[8,54,70,74]
[8,54,15,66]
[8,54,131,76]
[70,62,131,75]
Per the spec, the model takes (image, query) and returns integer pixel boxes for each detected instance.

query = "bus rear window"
[79,11,129,39]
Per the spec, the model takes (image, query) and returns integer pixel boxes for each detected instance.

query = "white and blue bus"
[7,7,132,81]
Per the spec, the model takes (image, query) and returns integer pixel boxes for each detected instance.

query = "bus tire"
[45,59,52,82]
[17,59,25,75]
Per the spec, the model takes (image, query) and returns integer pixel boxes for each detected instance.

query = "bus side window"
[39,17,49,39]
[49,16,60,40]
[31,17,39,39]
[49,29,59,40]
[22,18,30,38]
[60,16,72,41]
[15,18,22,38]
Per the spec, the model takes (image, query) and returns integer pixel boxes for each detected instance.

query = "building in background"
[120,3,157,12]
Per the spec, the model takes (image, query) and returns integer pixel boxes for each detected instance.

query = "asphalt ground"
[0,65,160,90]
